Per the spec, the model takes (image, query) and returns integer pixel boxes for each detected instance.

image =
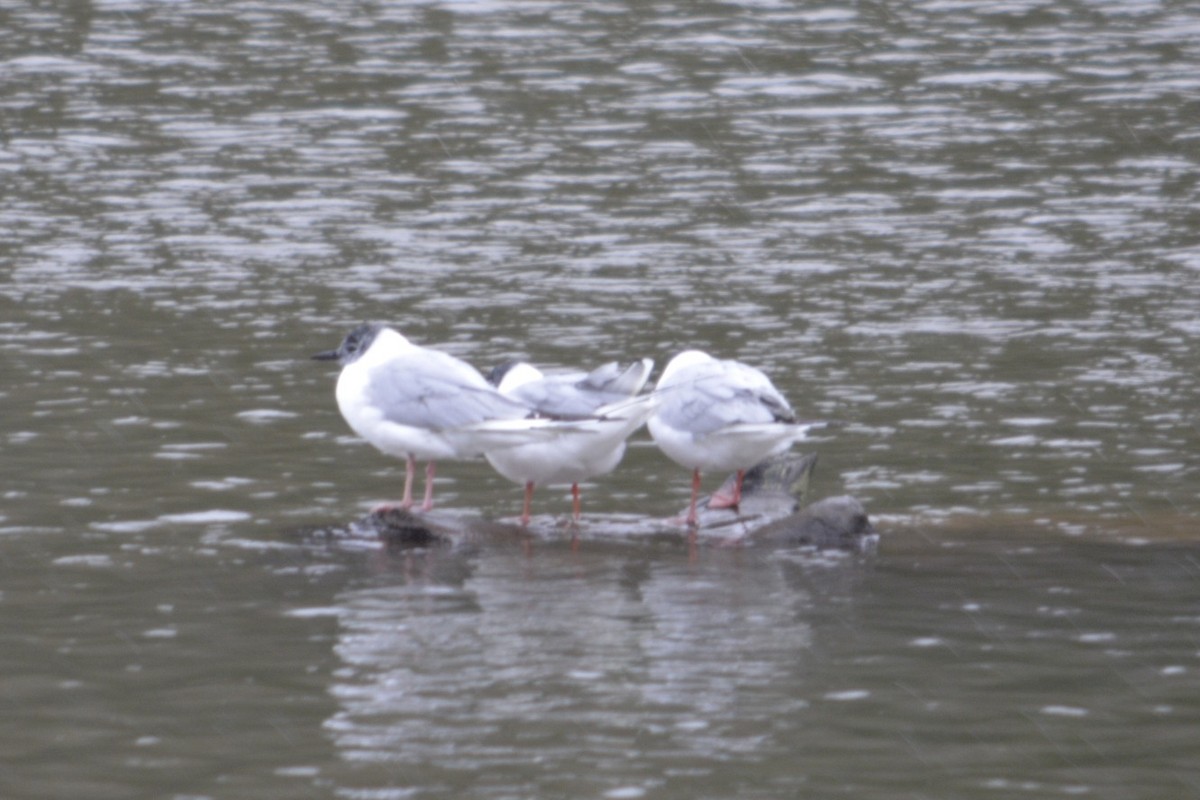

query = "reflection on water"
[2,0,1199,797]
[308,535,1200,799]
[323,548,822,797]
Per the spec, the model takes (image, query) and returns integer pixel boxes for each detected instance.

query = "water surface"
[2,1,1198,797]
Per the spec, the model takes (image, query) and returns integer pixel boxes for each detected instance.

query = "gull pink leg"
[520,481,534,526]
[400,455,416,509]
[420,461,436,512]
[571,483,582,522]
[686,468,702,527]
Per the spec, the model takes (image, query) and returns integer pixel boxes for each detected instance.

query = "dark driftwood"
[302,453,877,553]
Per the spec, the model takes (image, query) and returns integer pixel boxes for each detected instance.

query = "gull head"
[311,323,386,366]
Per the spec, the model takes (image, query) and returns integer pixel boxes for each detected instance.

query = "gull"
[484,358,656,525]
[648,349,820,527]
[486,358,654,419]
[312,323,586,512]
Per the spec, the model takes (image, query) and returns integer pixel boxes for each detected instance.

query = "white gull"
[484,358,656,524]
[313,323,587,512]
[648,349,820,527]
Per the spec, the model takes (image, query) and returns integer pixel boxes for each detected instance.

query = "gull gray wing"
[496,359,654,419]
[504,371,597,419]
[656,360,796,435]
[364,347,533,430]
[505,364,644,419]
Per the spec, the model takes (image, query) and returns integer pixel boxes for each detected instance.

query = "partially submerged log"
[305,453,878,553]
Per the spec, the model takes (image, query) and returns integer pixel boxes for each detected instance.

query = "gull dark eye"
[339,324,379,361]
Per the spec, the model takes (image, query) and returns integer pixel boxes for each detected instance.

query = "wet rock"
[752,495,877,551]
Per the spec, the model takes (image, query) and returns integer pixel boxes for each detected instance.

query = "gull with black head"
[313,323,587,512]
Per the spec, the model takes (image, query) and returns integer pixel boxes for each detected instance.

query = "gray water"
[2,0,1199,797]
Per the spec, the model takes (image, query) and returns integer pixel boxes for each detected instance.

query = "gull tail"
[449,417,608,454]
[595,389,660,421]
[582,358,655,397]
[703,420,822,453]
[583,391,660,438]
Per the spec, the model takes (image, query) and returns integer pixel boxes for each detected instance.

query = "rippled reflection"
[319,545,840,797]
[306,534,1200,799]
